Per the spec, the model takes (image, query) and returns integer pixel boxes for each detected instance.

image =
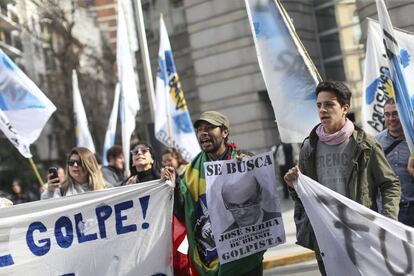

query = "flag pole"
[28,157,45,187]
[275,0,322,82]
[160,14,174,147]
[134,0,156,121]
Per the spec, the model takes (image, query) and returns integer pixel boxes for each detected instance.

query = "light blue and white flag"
[72,70,95,153]
[375,0,414,154]
[362,20,414,136]
[154,16,200,161]
[117,0,140,171]
[0,49,56,157]
[245,0,320,143]
[102,83,120,166]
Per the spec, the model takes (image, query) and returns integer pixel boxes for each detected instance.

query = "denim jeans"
[398,203,414,227]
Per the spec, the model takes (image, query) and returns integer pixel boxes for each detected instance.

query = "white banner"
[0,49,56,157]
[295,174,414,276]
[72,70,95,153]
[204,151,285,264]
[0,180,173,275]
[245,0,320,143]
[362,19,414,136]
[154,17,200,161]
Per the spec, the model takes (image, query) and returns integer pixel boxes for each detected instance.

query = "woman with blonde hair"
[42,147,106,199]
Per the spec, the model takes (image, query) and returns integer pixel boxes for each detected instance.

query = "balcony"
[0,40,22,58]
[0,12,19,32]
[2,0,16,5]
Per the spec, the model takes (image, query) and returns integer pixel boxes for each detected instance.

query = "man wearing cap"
[180,111,265,276]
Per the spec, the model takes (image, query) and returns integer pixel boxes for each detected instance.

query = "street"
[263,183,319,275]
[264,260,320,276]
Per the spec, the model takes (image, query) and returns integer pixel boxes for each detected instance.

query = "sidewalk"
[263,196,315,269]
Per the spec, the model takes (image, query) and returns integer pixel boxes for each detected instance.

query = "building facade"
[2,0,414,163]
[0,0,22,63]
[80,0,118,50]
[139,0,414,153]
[1,0,115,164]
[139,0,349,153]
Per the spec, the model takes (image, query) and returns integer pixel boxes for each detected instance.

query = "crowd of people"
[1,80,413,276]
[0,142,188,205]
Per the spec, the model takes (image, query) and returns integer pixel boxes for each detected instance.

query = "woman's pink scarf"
[316,118,354,145]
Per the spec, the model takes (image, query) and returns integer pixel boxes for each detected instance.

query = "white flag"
[245,0,320,143]
[72,70,95,153]
[154,16,200,161]
[117,0,140,171]
[0,109,31,157]
[295,174,414,276]
[362,20,414,136]
[0,49,56,157]
[102,83,120,166]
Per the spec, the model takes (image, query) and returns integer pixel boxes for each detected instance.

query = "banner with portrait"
[204,151,285,264]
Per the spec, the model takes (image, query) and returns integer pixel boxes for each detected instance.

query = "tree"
[22,0,116,162]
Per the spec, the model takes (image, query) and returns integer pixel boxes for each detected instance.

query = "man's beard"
[201,138,223,154]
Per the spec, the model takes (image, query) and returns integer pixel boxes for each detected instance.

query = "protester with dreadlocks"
[180,111,265,276]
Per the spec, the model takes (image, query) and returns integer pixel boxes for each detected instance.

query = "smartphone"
[48,167,58,179]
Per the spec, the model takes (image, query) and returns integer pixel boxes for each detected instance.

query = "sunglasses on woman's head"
[67,159,82,167]
[131,147,150,155]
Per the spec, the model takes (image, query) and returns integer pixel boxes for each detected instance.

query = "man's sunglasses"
[67,159,82,167]
[130,147,150,155]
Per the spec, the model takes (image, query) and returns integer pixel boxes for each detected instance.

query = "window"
[43,48,56,71]
[324,59,346,81]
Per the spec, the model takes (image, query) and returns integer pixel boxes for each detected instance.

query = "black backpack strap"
[384,139,403,156]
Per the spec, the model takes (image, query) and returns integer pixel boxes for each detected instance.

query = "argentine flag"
[0,49,56,157]
[375,0,414,155]
[245,0,320,143]
[154,16,200,161]
[362,20,414,136]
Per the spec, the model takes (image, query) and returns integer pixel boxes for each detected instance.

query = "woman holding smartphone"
[41,147,106,199]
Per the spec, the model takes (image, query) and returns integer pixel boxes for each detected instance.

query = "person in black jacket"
[126,142,187,274]
[101,145,125,187]
[126,143,160,184]
[10,179,35,205]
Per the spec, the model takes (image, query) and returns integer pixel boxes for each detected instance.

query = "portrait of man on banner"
[205,151,286,264]
[221,175,279,233]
